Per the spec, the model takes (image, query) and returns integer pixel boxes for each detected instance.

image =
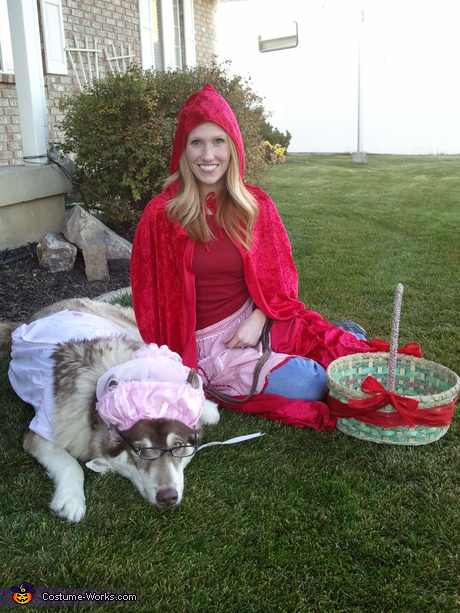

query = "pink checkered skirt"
[196,298,290,397]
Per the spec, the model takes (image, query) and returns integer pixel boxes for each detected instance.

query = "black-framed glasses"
[116,428,199,460]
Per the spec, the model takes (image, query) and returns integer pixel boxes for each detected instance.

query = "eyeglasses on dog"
[116,429,199,459]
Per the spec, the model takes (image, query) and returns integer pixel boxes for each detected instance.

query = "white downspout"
[7,0,49,164]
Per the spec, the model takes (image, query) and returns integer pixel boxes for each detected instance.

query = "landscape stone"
[82,243,109,281]
[36,233,77,273]
[61,206,132,259]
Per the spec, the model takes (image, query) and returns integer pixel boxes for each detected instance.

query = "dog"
[0,298,220,522]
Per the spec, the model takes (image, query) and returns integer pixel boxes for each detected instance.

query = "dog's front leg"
[24,431,86,522]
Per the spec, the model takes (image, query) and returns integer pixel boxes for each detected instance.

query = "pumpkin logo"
[11,582,35,605]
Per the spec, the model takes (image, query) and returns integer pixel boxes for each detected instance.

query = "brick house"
[0,0,219,249]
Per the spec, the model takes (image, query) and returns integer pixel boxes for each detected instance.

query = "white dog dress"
[9,310,205,443]
[9,310,139,441]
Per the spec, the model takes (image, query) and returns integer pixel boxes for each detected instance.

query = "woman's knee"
[263,357,327,401]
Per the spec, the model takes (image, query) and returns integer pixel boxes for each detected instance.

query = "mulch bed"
[0,243,132,322]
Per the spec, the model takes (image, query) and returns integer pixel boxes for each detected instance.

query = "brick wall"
[0,0,218,165]
[46,0,143,150]
[193,0,218,66]
[0,74,22,165]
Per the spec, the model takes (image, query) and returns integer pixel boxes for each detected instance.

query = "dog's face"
[90,419,203,509]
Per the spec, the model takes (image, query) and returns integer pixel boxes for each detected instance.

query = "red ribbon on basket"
[368,340,423,358]
[327,375,457,428]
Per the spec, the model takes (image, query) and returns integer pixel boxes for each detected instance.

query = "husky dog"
[1,298,220,522]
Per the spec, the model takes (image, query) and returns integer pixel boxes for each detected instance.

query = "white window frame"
[258,21,298,53]
[139,0,155,69]
[182,0,196,67]
[160,0,180,70]
[139,0,185,71]
[40,0,67,74]
[0,0,14,73]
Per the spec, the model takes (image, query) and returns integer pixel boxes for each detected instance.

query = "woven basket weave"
[326,352,460,445]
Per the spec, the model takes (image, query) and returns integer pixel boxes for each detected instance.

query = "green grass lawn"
[1,155,459,612]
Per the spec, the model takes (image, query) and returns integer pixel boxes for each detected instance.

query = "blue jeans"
[263,357,327,401]
[262,326,365,402]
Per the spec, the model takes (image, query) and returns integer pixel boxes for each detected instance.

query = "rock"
[61,206,132,259]
[82,243,109,281]
[36,233,77,273]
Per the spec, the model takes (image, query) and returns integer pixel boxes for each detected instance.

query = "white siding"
[217,0,460,155]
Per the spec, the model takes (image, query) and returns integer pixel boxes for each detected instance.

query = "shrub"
[58,62,270,231]
[261,121,292,151]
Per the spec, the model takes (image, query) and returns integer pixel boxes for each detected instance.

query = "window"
[140,0,189,70]
[0,0,14,73]
[172,0,182,69]
[152,0,164,69]
[182,0,196,67]
[155,0,182,70]
[258,21,298,53]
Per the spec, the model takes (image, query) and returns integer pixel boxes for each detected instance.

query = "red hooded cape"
[131,84,377,430]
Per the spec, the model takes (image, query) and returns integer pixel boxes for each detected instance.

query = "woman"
[131,84,374,429]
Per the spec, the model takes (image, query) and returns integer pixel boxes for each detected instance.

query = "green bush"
[261,121,292,151]
[58,62,270,231]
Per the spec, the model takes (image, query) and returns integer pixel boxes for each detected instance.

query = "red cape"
[131,84,376,430]
[131,182,380,430]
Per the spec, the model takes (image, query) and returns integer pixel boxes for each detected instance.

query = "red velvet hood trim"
[170,83,245,180]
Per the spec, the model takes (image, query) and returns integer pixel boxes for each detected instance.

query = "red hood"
[170,83,245,180]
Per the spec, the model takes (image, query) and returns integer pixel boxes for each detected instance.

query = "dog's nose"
[156,487,179,508]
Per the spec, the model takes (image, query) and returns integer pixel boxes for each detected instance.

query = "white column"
[7,0,49,164]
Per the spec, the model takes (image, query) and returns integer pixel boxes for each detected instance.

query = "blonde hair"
[164,137,258,250]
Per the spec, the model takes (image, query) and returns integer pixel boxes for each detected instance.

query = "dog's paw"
[200,399,220,425]
[50,487,86,523]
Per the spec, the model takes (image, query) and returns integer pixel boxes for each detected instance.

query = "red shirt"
[193,214,249,330]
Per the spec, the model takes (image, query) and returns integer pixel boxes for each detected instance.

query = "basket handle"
[388,283,404,392]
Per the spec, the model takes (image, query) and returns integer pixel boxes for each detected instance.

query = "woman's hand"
[225,308,267,349]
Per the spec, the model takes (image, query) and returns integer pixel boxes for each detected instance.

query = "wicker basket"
[327,352,460,445]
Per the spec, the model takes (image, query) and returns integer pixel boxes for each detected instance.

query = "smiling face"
[185,121,231,199]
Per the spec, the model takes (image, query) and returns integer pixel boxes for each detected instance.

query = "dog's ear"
[193,424,204,446]
[186,368,200,390]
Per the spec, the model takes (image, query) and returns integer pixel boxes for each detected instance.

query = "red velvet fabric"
[131,83,381,431]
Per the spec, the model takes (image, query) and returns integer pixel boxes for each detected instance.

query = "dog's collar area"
[115,427,199,460]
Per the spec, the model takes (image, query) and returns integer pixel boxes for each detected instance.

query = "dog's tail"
[0,321,23,353]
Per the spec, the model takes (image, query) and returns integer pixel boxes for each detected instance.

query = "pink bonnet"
[95,343,204,431]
